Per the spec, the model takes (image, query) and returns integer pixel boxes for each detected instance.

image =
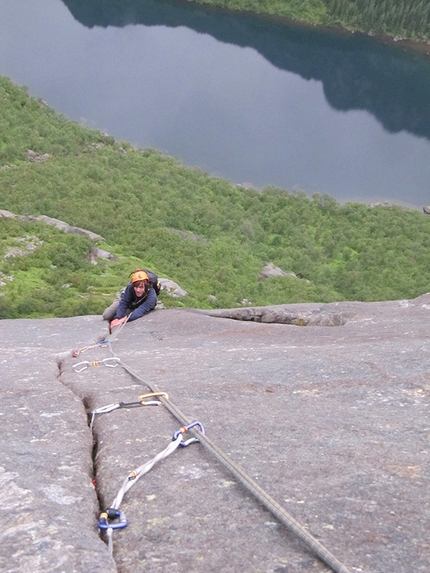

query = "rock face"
[0,316,117,573]
[1,297,430,573]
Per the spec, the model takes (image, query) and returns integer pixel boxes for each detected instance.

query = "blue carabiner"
[172,421,205,447]
[98,508,128,530]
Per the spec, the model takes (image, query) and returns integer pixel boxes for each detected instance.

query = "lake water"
[0,0,429,208]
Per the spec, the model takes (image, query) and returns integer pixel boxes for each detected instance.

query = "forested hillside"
[189,0,430,40]
[326,0,430,38]
[1,76,430,319]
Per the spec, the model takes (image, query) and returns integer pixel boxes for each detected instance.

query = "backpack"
[144,269,161,295]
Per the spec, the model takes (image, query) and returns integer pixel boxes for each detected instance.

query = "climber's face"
[133,281,146,297]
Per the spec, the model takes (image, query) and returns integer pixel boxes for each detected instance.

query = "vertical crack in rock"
[55,357,111,550]
[87,407,107,544]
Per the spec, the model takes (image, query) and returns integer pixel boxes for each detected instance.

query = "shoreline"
[184,0,430,59]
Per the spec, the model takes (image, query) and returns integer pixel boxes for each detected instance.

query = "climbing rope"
[108,313,131,340]
[71,314,128,372]
[115,362,353,573]
[99,421,204,555]
[77,320,353,573]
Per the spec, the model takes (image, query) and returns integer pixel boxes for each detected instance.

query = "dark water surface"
[1,0,429,207]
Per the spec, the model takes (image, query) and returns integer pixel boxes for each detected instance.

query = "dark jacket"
[114,283,157,322]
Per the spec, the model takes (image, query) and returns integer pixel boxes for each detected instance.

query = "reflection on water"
[0,0,428,207]
[63,0,430,142]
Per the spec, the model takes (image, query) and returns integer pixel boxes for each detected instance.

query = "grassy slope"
[1,76,430,318]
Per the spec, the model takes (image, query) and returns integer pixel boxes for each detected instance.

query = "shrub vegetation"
[1,75,430,319]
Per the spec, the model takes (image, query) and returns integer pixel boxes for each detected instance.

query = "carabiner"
[92,403,122,415]
[72,361,90,373]
[90,402,122,431]
[172,421,205,447]
[137,392,169,405]
[103,357,120,368]
[98,508,128,530]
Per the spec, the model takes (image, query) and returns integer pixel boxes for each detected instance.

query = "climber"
[102,270,158,330]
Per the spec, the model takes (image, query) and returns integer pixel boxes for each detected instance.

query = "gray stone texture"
[1,297,430,573]
[0,317,116,573]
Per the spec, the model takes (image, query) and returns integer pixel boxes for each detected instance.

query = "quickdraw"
[72,357,120,373]
[82,315,352,573]
[98,421,204,555]
[89,392,169,430]
[72,339,110,358]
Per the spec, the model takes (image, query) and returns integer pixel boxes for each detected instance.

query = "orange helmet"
[131,270,149,284]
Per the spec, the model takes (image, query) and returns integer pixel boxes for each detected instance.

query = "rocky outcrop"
[202,301,348,326]
[159,277,188,297]
[166,227,209,243]
[0,209,16,218]
[1,295,430,572]
[27,149,52,162]
[2,234,44,261]
[0,209,104,242]
[25,214,104,242]
[87,246,119,264]
[0,213,186,295]
[259,262,300,281]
